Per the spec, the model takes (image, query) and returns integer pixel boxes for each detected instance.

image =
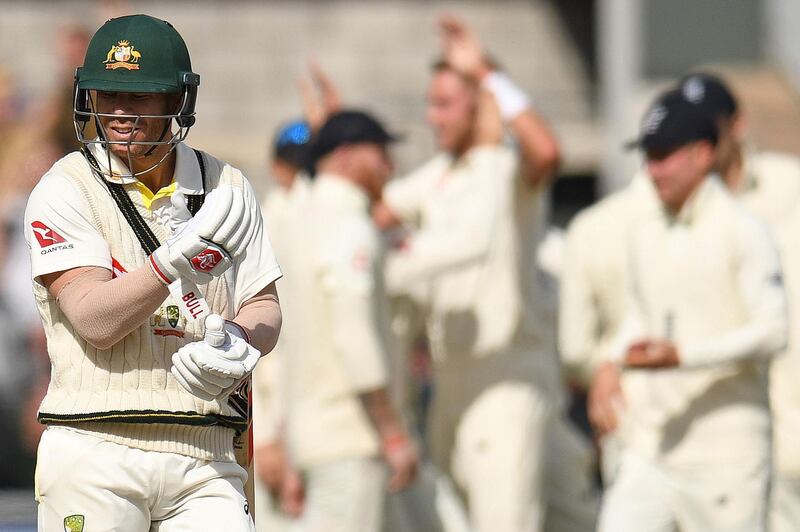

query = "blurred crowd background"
[2,0,800,528]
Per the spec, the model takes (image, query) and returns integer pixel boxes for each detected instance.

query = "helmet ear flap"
[73,68,91,123]
[176,72,199,128]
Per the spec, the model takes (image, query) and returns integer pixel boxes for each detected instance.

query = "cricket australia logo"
[63,514,85,532]
[103,40,142,70]
[151,304,187,338]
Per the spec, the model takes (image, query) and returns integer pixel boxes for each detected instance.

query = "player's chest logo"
[103,39,142,70]
[151,304,187,338]
[63,514,85,532]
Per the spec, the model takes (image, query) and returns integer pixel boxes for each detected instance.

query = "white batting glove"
[149,185,255,285]
[171,314,261,401]
[167,190,193,233]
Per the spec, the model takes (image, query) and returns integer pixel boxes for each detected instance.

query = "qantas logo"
[111,258,128,279]
[31,221,65,247]
[191,249,223,273]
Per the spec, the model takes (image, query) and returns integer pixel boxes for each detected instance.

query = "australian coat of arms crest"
[64,514,85,532]
[151,304,186,338]
[103,40,141,70]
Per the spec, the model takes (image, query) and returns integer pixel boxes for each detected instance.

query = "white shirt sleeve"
[385,147,511,292]
[680,217,788,367]
[232,174,283,313]
[24,172,111,280]
[383,155,447,225]
[321,217,388,393]
[559,222,603,381]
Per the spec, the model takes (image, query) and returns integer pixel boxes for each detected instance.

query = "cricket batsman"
[26,14,281,530]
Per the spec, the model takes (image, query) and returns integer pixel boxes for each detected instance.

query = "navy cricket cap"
[626,89,718,152]
[678,72,738,119]
[311,110,400,163]
[273,119,312,168]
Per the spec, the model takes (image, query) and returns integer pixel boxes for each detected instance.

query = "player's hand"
[624,339,680,369]
[149,185,255,285]
[255,441,288,496]
[382,432,419,492]
[281,466,306,517]
[299,59,342,132]
[588,361,624,437]
[371,199,402,231]
[171,315,261,401]
[438,14,490,80]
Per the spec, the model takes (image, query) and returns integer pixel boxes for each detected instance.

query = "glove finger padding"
[178,346,239,388]
[193,326,261,380]
[194,185,234,243]
[171,351,223,401]
[206,189,246,253]
[225,198,253,258]
[193,340,249,379]
[171,366,219,402]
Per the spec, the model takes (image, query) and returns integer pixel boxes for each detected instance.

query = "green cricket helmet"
[73,14,200,175]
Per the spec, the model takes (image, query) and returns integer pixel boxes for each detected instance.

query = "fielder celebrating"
[374,15,596,532]
[26,15,281,530]
[596,90,786,532]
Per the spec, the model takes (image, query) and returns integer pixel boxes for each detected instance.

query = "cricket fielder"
[596,89,786,532]
[27,15,281,530]
[375,16,597,532]
[280,110,419,532]
[676,73,800,531]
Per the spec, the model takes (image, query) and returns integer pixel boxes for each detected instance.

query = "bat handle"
[168,277,211,323]
[204,314,227,348]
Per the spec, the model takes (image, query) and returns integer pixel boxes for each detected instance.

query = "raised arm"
[297,59,343,132]
[438,14,560,187]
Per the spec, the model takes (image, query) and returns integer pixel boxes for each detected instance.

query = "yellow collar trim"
[135,180,177,210]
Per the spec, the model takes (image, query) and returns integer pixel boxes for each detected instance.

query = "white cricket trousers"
[449,382,553,532]
[301,457,386,532]
[771,476,800,532]
[36,426,255,532]
[598,450,768,532]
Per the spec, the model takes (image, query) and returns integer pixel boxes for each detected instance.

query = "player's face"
[646,141,714,212]
[94,91,176,160]
[271,159,298,190]
[426,70,477,155]
[352,142,393,201]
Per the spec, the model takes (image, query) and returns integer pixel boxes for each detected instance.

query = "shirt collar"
[314,173,370,212]
[87,141,203,195]
[668,174,721,226]
[738,146,760,194]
